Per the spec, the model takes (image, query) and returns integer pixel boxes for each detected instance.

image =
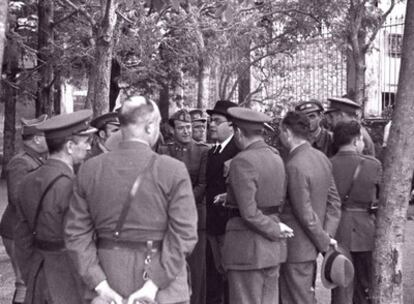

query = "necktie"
[214,144,222,154]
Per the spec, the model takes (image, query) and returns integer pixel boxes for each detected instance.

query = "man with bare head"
[65,95,198,304]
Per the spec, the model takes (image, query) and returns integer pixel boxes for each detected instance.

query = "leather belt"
[97,238,162,250]
[34,239,65,252]
[228,205,282,218]
[341,202,371,212]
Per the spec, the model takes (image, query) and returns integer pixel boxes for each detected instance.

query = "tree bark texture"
[90,0,118,117]
[197,58,210,109]
[37,0,54,117]
[373,2,414,303]
[159,83,169,121]
[0,0,7,76]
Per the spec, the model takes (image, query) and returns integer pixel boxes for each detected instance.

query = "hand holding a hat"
[279,223,294,238]
[127,280,158,304]
[329,237,338,250]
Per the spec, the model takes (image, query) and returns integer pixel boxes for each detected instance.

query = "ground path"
[1,179,414,303]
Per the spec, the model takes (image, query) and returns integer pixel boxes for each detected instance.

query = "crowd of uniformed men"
[0,93,382,304]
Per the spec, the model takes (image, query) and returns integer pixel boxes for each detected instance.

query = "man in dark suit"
[0,115,48,304]
[89,112,120,157]
[325,97,375,156]
[158,109,209,304]
[15,110,95,304]
[222,107,293,304]
[330,121,382,304]
[279,111,341,304]
[65,95,198,304]
[205,100,239,304]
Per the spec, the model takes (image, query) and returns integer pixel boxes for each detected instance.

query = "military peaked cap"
[37,109,96,139]
[295,99,324,114]
[21,114,48,137]
[90,112,120,130]
[189,109,207,122]
[227,107,271,131]
[326,97,361,115]
[169,109,192,126]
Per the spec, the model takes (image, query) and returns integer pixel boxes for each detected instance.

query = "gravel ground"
[1,179,414,303]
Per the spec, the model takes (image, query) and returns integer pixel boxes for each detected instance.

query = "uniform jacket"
[206,137,240,236]
[14,159,83,304]
[0,146,46,239]
[64,141,198,303]
[157,140,208,205]
[222,140,287,270]
[330,150,382,252]
[281,142,341,263]
[311,127,333,157]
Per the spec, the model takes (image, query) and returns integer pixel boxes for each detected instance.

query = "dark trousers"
[280,261,317,304]
[331,251,373,304]
[206,236,228,304]
[188,230,206,304]
[228,266,280,304]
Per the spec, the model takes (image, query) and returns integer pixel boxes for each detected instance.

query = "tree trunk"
[159,83,169,121]
[90,0,118,117]
[353,53,366,111]
[53,71,61,115]
[197,58,210,109]
[238,37,251,105]
[372,2,414,303]
[1,82,16,178]
[0,0,8,75]
[37,0,54,116]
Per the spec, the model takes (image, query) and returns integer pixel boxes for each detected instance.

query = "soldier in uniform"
[325,97,375,156]
[205,100,239,304]
[157,109,209,304]
[64,95,198,304]
[295,99,333,156]
[89,112,120,156]
[330,121,382,304]
[14,110,95,304]
[0,115,48,304]
[279,111,341,304]
[222,107,293,304]
[189,109,208,143]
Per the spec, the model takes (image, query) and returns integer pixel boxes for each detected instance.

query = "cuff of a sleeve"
[86,265,107,290]
[148,263,175,289]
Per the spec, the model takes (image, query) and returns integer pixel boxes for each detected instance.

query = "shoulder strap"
[113,154,157,239]
[32,174,71,235]
[343,158,363,202]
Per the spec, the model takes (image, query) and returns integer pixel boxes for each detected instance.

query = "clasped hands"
[95,279,158,304]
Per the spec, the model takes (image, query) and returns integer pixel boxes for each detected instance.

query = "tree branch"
[59,0,96,27]
[53,10,79,27]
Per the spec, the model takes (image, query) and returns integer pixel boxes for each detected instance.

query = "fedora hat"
[206,100,238,117]
[321,246,354,289]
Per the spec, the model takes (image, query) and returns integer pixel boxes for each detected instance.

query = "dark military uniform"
[310,127,333,157]
[15,159,84,304]
[0,147,46,303]
[14,110,95,304]
[158,108,209,304]
[222,107,288,304]
[330,151,382,304]
[65,141,198,303]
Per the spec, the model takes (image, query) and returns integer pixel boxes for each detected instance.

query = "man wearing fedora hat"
[64,95,197,304]
[222,107,293,304]
[14,110,96,304]
[0,114,48,304]
[325,96,375,156]
[205,100,240,304]
[158,109,209,304]
[295,99,333,157]
[279,111,341,304]
[330,121,382,304]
